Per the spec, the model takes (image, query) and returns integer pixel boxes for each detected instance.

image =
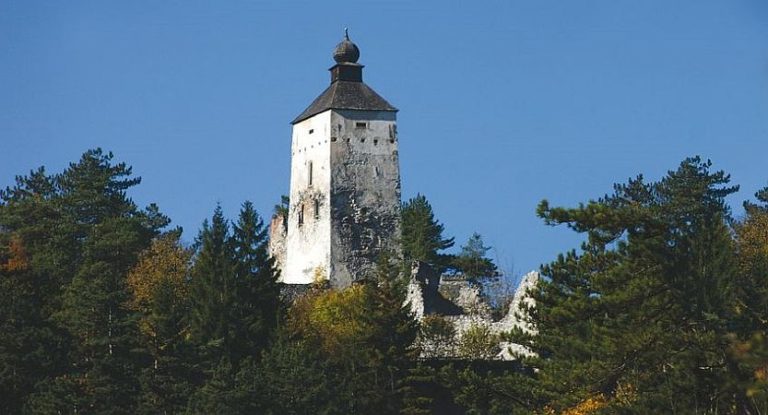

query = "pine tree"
[401,194,454,271]
[11,149,169,413]
[525,157,743,412]
[0,169,71,413]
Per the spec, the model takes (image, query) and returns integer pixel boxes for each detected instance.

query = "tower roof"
[292,31,397,124]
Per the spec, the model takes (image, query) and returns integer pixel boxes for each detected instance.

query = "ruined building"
[269,33,537,359]
[269,32,401,288]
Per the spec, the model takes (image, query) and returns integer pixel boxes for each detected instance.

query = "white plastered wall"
[282,111,333,284]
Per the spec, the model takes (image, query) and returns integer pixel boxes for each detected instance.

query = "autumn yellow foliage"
[1,234,29,273]
[736,211,768,275]
[542,394,607,415]
[288,284,371,355]
[562,395,607,415]
[126,234,191,335]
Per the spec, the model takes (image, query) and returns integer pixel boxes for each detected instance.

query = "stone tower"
[270,32,401,288]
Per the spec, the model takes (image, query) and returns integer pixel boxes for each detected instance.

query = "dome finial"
[333,29,360,64]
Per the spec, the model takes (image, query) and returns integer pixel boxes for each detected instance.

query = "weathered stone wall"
[493,271,539,359]
[279,109,400,287]
[268,214,287,275]
[407,265,540,361]
[328,110,400,287]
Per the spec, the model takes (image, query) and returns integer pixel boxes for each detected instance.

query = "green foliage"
[451,232,499,286]
[401,194,454,270]
[526,157,750,412]
[186,202,284,409]
[418,315,457,358]
[744,184,768,215]
[274,194,290,221]
[458,324,500,360]
[231,201,283,358]
[127,234,195,414]
[249,336,339,414]
[265,253,419,414]
[0,149,168,413]
[188,205,237,358]
[5,149,768,414]
[449,365,538,415]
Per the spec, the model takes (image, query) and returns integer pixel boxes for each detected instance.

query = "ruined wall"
[407,266,540,361]
[494,271,539,359]
[328,110,401,287]
[268,214,287,275]
[282,112,333,284]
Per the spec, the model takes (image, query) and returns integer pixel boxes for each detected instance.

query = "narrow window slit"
[298,205,304,226]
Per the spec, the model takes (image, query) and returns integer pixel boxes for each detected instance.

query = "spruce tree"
[188,205,236,362]
[187,202,284,411]
[230,200,282,361]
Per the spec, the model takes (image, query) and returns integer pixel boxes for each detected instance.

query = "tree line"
[1,150,766,414]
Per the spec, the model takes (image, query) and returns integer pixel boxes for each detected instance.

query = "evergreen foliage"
[401,194,454,270]
[523,157,753,412]
[3,150,768,414]
[451,232,499,286]
[0,149,167,413]
[258,253,419,414]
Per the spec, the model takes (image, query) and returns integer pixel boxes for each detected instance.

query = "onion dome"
[292,29,397,124]
[333,28,360,63]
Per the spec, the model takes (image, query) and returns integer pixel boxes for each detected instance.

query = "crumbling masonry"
[269,33,537,360]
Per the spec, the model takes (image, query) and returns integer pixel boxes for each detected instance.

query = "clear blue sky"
[2,1,767,278]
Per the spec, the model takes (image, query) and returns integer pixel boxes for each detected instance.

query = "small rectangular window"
[308,129,314,134]
[355,122,367,129]
[308,161,313,186]
[314,199,320,219]
[298,205,304,226]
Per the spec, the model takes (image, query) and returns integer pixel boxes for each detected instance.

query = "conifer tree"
[188,205,236,357]
[126,234,195,414]
[451,232,499,286]
[230,201,282,360]
[401,194,454,270]
[362,253,419,414]
[9,149,169,413]
[187,202,284,411]
[248,335,338,415]
[730,185,768,411]
[523,157,743,412]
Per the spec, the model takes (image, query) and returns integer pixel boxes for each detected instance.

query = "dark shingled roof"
[291,80,397,124]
